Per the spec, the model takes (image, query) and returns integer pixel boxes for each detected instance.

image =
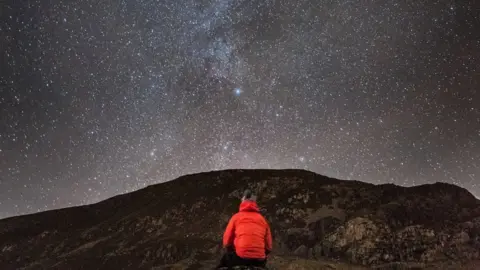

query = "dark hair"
[243,189,253,199]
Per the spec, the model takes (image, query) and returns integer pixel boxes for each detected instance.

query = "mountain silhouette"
[1,169,479,269]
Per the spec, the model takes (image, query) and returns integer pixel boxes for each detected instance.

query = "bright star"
[234,88,242,96]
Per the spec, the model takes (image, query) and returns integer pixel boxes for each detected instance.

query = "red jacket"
[222,200,273,259]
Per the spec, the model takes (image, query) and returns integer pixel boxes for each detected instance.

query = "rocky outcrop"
[0,169,479,269]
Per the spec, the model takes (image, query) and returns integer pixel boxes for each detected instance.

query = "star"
[234,88,242,96]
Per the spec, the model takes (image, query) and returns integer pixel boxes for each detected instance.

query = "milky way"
[1,0,479,218]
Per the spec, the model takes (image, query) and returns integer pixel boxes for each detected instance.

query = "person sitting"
[216,189,273,269]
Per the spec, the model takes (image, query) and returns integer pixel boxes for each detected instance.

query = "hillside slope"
[1,169,480,269]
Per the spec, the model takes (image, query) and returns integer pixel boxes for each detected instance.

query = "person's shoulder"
[230,212,241,219]
[258,212,270,225]
[252,211,269,222]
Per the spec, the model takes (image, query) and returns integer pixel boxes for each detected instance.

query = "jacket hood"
[239,200,260,212]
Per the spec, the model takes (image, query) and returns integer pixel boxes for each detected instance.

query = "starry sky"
[1,0,479,218]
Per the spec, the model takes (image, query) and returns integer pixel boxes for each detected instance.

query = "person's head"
[241,189,256,202]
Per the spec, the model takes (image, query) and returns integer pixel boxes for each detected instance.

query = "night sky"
[1,0,479,218]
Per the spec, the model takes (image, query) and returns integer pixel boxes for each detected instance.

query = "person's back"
[217,190,272,269]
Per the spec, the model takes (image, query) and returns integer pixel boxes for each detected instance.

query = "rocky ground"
[1,169,479,269]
